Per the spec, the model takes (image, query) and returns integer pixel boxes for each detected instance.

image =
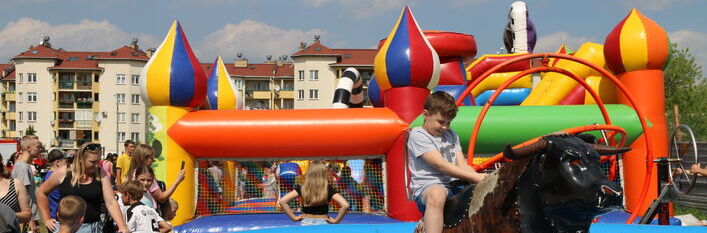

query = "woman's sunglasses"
[86,143,102,151]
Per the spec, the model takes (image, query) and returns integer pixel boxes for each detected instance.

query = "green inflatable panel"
[410,105,646,155]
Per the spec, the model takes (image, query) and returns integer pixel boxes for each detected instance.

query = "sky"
[0,0,705,71]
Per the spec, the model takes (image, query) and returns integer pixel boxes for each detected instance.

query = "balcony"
[4,93,15,101]
[58,120,75,129]
[59,81,74,89]
[6,112,15,120]
[77,81,92,90]
[57,138,93,149]
[276,90,294,99]
[76,120,92,129]
[245,90,271,99]
[59,102,74,109]
[77,102,93,109]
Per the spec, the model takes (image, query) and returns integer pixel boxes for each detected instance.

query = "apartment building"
[203,54,295,110]
[0,64,17,137]
[291,36,376,109]
[2,37,149,154]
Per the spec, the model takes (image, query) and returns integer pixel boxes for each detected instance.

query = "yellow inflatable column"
[584,76,618,105]
[149,106,193,225]
[522,43,606,105]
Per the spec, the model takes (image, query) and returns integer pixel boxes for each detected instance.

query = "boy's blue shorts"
[413,185,463,213]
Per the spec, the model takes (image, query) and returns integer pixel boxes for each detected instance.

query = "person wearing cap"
[41,149,70,224]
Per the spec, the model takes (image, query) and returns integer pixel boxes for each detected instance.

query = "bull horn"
[587,144,632,155]
[503,138,548,160]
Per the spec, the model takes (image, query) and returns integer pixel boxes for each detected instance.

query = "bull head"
[504,134,630,233]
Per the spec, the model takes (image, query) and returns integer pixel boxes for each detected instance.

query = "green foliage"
[146,114,155,146]
[25,126,36,136]
[664,43,707,141]
[674,204,707,220]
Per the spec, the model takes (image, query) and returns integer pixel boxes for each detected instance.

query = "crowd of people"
[0,138,184,233]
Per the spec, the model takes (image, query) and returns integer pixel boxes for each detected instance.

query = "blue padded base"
[174,213,402,233]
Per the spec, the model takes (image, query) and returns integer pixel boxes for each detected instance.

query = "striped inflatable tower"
[205,56,243,110]
[140,21,207,108]
[139,20,207,225]
[332,68,364,109]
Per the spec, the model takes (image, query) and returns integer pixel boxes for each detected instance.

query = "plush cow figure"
[414,134,628,233]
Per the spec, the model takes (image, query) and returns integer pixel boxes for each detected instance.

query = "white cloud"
[534,32,596,53]
[196,20,327,63]
[0,18,157,61]
[620,0,692,11]
[669,29,707,71]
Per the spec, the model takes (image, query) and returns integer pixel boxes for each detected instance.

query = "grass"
[675,204,707,220]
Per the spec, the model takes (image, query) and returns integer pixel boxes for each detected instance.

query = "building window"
[131,132,139,142]
[17,92,22,102]
[297,90,305,100]
[116,74,126,84]
[309,89,318,99]
[298,70,305,81]
[309,70,318,80]
[94,132,99,140]
[131,94,140,104]
[18,73,23,83]
[131,75,139,85]
[27,73,37,83]
[18,112,22,121]
[117,132,126,142]
[28,112,37,121]
[9,121,16,131]
[117,113,126,123]
[116,94,126,103]
[27,92,37,102]
[131,113,140,123]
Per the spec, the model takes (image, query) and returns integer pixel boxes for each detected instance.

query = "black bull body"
[414,135,629,233]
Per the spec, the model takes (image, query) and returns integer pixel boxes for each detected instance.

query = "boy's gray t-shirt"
[407,127,462,198]
[10,161,36,204]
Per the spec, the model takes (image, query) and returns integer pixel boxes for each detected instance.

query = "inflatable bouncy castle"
[139,2,702,233]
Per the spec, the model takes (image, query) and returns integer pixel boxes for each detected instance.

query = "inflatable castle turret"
[374,6,440,123]
[140,20,207,225]
[604,9,670,215]
[373,6,440,221]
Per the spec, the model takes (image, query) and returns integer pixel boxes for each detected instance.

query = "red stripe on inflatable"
[604,16,628,74]
[180,26,208,108]
[405,8,434,88]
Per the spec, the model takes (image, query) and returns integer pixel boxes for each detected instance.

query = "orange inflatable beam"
[168,108,408,158]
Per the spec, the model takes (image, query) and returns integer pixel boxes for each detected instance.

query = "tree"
[25,126,36,136]
[663,43,707,140]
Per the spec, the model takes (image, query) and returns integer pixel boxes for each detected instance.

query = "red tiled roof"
[291,42,336,57]
[331,49,376,66]
[0,64,15,81]
[95,46,149,61]
[14,45,148,70]
[201,62,294,78]
[291,42,376,67]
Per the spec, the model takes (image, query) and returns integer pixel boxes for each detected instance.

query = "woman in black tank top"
[37,143,129,233]
[0,160,32,223]
[278,162,350,225]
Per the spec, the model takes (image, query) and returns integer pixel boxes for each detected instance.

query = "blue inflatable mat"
[594,210,682,225]
[174,213,402,233]
[590,223,704,232]
[239,223,417,233]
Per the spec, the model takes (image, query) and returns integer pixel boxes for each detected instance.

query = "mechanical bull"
[415,134,629,233]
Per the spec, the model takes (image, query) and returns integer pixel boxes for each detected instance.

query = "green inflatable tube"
[410,105,646,155]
